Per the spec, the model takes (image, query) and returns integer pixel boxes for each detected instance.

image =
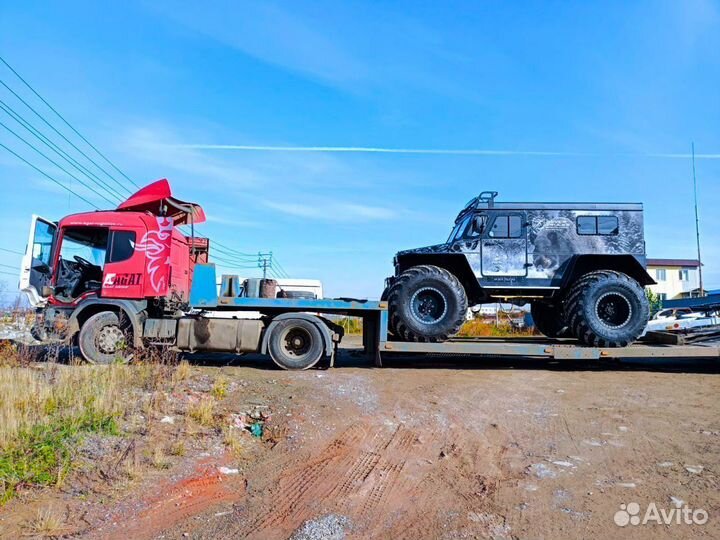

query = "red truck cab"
[20,179,207,352]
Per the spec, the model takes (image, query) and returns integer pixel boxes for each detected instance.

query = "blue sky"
[0,0,719,301]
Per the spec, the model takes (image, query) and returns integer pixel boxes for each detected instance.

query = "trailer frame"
[189,265,720,369]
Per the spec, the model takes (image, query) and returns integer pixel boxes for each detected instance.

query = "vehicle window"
[450,216,471,242]
[577,215,619,235]
[107,231,136,263]
[32,220,55,266]
[60,227,108,266]
[466,214,487,238]
[598,216,619,235]
[509,216,522,237]
[489,215,522,238]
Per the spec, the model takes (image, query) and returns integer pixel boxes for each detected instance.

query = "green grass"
[0,409,118,503]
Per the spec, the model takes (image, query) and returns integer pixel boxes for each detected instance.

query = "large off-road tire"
[530,302,568,338]
[78,311,133,364]
[267,318,325,370]
[565,271,649,347]
[387,265,468,343]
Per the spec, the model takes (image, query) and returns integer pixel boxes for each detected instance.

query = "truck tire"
[387,265,467,342]
[530,302,567,338]
[267,318,325,370]
[565,271,649,347]
[78,311,133,364]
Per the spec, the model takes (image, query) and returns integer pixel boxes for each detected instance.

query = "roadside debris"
[290,514,350,540]
[229,407,270,439]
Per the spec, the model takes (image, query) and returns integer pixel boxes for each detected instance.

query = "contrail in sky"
[171,144,720,159]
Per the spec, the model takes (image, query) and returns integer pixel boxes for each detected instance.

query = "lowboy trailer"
[177,264,720,369]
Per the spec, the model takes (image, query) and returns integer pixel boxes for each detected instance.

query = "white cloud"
[265,200,395,222]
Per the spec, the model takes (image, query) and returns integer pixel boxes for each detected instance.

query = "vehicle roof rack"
[478,191,498,207]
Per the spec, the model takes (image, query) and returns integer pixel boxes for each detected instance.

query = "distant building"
[646,258,701,301]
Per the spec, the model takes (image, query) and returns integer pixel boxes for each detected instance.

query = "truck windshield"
[60,227,108,266]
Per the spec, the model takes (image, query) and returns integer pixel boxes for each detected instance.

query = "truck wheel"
[387,265,467,342]
[565,271,649,347]
[267,318,325,370]
[530,302,567,338]
[78,311,133,364]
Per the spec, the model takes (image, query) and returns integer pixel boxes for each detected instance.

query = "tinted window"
[108,231,136,263]
[509,216,522,237]
[490,215,522,238]
[577,216,597,235]
[577,215,619,236]
[598,216,619,235]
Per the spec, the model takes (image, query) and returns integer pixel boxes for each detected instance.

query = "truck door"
[481,213,528,277]
[19,215,57,306]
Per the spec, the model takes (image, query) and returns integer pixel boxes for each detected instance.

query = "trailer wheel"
[530,302,568,338]
[387,264,467,342]
[78,311,133,364]
[267,318,325,370]
[565,271,649,347]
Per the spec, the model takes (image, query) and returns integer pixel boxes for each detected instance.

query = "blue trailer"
[151,264,720,370]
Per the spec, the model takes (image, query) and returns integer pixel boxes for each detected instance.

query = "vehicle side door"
[101,224,148,299]
[19,215,57,306]
[481,213,528,277]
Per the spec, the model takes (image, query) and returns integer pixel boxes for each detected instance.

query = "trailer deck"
[189,265,720,368]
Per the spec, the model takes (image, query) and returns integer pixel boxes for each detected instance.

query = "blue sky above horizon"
[0,0,719,301]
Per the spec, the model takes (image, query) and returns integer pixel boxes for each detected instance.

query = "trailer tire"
[78,311,133,364]
[267,318,325,370]
[387,264,467,342]
[565,271,649,347]
[530,302,568,338]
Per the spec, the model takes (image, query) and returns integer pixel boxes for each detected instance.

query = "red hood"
[117,179,206,225]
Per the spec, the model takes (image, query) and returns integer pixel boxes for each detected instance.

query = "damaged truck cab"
[20,180,208,359]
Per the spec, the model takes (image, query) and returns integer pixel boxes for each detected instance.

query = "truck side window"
[489,215,522,238]
[577,215,619,236]
[107,231,136,263]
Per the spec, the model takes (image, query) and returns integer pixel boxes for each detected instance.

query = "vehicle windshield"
[447,215,470,243]
[59,227,108,266]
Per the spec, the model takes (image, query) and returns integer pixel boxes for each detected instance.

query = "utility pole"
[691,143,704,297]
[258,251,273,279]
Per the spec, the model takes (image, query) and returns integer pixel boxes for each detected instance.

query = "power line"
[0,119,117,206]
[0,270,19,277]
[0,141,98,207]
[0,263,18,270]
[0,99,125,202]
[0,55,139,190]
[273,259,290,278]
[0,77,133,197]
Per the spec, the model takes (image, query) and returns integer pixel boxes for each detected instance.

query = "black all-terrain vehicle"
[384,192,654,347]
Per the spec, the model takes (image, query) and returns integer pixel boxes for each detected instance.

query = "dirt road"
[3,344,719,539]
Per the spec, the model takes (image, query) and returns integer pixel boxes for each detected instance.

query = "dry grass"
[173,360,191,383]
[149,445,171,470]
[0,350,191,504]
[211,376,229,400]
[222,426,243,458]
[23,506,67,537]
[188,397,215,427]
[457,319,534,338]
